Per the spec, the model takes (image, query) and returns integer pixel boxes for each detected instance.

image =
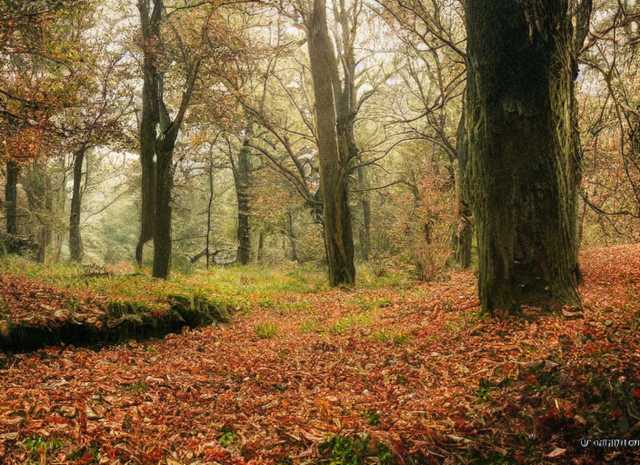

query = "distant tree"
[1,0,93,258]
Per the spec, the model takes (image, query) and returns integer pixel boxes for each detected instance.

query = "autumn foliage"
[0,245,639,464]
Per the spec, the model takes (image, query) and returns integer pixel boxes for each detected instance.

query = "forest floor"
[1,246,640,465]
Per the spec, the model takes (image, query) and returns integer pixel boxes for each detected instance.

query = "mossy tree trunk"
[286,209,298,262]
[5,159,18,235]
[152,135,174,279]
[356,163,370,261]
[306,0,356,286]
[23,161,51,263]
[232,123,252,265]
[137,0,200,279]
[135,0,161,267]
[464,0,582,314]
[453,110,472,268]
[69,147,86,262]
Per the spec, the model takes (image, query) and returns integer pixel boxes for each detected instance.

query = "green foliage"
[318,434,394,465]
[330,313,372,335]
[22,436,65,460]
[300,318,323,334]
[476,377,512,402]
[350,296,392,311]
[357,264,413,289]
[363,409,381,426]
[123,381,148,393]
[255,322,278,339]
[218,426,237,447]
[476,378,493,401]
[371,330,410,346]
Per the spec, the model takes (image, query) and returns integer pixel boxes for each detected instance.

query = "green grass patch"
[330,312,373,335]
[318,434,394,465]
[371,330,411,346]
[218,426,237,448]
[300,318,323,334]
[255,322,278,339]
[363,409,381,426]
[350,296,392,311]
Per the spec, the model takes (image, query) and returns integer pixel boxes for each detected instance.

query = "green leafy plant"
[22,436,64,461]
[255,322,278,339]
[364,409,381,426]
[319,434,394,465]
[218,426,237,447]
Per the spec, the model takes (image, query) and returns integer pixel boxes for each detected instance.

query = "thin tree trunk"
[464,0,581,314]
[356,164,370,261]
[235,126,252,265]
[306,0,355,286]
[257,230,264,263]
[69,148,85,262]
[286,209,298,262]
[206,148,214,269]
[453,110,472,268]
[5,159,18,235]
[41,174,53,263]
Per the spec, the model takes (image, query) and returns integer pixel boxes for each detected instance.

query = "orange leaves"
[1,245,640,463]
[2,125,47,160]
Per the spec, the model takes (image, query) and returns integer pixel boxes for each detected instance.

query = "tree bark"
[152,141,173,278]
[464,0,581,314]
[453,110,472,268]
[135,0,162,266]
[205,146,214,269]
[306,0,356,286]
[5,159,19,235]
[235,125,252,265]
[135,0,161,267]
[356,163,370,261]
[22,161,50,263]
[137,0,200,279]
[69,148,85,262]
[286,209,298,262]
[256,230,264,263]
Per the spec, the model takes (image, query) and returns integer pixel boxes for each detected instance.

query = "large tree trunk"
[137,0,199,279]
[235,126,252,265]
[136,69,158,267]
[136,142,156,265]
[464,0,581,314]
[152,142,173,279]
[69,148,85,262]
[5,159,18,235]
[453,110,472,268]
[135,0,161,266]
[306,0,355,286]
